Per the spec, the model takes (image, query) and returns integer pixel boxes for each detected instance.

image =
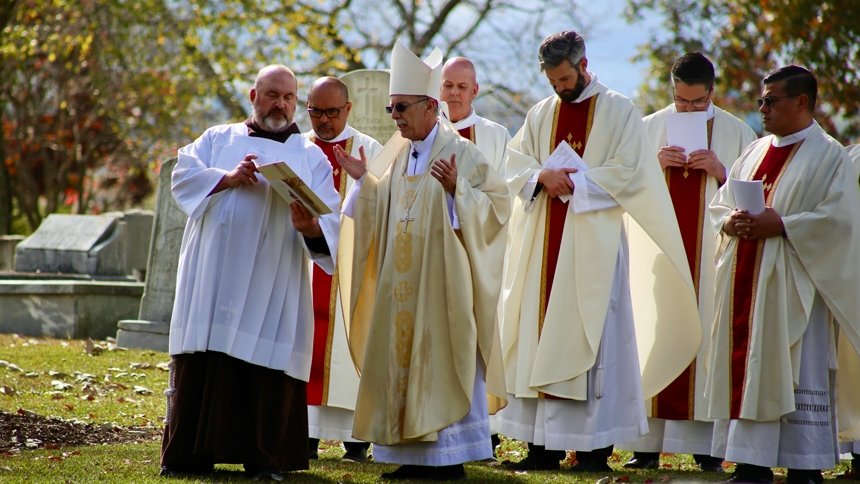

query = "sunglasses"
[385,98,429,114]
[756,94,800,107]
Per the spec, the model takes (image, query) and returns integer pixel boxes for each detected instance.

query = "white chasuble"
[501,80,700,403]
[170,123,341,379]
[343,123,510,446]
[707,123,860,424]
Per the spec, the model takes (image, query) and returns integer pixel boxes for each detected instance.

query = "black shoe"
[623,452,660,470]
[342,442,369,463]
[503,444,564,471]
[309,438,319,460]
[719,464,774,484]
[503,455,561,471]
[787,469,823,484]
[694,454,725,473]
[381,464,466,481]
[245,465,284,482]
[159,463,213,477]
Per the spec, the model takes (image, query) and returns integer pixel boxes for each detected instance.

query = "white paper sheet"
[731,178,766,215]
[543,141,589,203]
[666,111,708,156]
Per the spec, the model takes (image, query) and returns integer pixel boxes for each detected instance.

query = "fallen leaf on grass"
[660,463,673,468]
[0,386,16,396]
[133,386,153,395]
[17,408,38,417]
[48,371,68,378]
[156,362,171,371]
[87,413,98,419]
[50,393,64,400]
[73,372,96,383]
[129,363,153,370]
[52,380,73,391]
[658,476,673,483]
[63,404,75,411]
[48,455,63,461]
[79,394,95,401]
[85,338,103,356]
[0,360,23,372]
[342,473,353,479]
[22,372,40,378]
[617,476,631,482]
[45,443,60,450]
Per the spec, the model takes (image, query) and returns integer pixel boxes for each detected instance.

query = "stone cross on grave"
[356,75,378,118]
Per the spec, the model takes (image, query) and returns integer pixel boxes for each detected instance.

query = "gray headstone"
[342,70,395,144]
[117,158,187,351]
[14,214,127,275]
[121,209,154,279]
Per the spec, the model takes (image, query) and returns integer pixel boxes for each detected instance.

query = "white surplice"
[302,124,382,441]
[169,123,341,380]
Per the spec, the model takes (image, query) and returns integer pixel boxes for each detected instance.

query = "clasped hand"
[723,208,784,241]
[658,146,726,185]
[538,167,578,199]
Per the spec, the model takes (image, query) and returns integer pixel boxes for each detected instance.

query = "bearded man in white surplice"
[301,76,382,464]
[162,65,341,481]
[335,41,510,481]
[499,30,701,472]
[708,66,860,484]
[618,52,757,473]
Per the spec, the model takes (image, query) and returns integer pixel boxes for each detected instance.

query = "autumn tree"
[1,0,581,234]
[626,0,860,142]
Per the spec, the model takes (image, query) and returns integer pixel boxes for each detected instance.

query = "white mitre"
[389,39,443,100]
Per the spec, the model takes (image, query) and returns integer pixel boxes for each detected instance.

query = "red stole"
[307,135,352,406]
[652,119,714,419]
[457,125,476,144]
[728,141,800,419]
[538,96,597,336]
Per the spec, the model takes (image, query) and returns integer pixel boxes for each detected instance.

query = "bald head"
[307,76,352,140]
[309,77,349,103]
[440,57,479,123]
[250,64,298,133]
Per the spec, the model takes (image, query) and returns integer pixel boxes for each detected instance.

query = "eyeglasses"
[307,105,348,119]
[385,98,429,114]
[673,90,712,109]
[756,94,800,107]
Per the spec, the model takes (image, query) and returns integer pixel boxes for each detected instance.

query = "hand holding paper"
[666,111,708,157]
[731,179,765,215]
[542,141,589,202]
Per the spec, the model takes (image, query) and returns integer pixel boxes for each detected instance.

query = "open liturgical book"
[256,161,333,218]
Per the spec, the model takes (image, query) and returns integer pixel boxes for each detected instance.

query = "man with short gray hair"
[501,30,701,473]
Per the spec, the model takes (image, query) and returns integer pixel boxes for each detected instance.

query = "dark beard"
[555,70,587,103]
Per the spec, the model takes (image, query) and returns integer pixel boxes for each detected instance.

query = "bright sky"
[579,0,664,100]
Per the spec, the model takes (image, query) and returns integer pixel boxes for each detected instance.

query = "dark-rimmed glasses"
[307,105,348,119]
[385,98,429,114]
[673,89,712,109]
[756,94,800,107]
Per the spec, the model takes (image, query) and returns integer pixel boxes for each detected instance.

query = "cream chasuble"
[707,123,860,424]
[343,122,509,445]
[452,109,512,175]
[633,104,757,421]
[302,126,382,414]
[503,82,701,402]
[838,143,860,444]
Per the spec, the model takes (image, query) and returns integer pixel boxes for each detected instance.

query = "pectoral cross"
[400,209,414,234]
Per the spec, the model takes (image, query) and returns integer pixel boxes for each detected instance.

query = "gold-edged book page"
[257,161,333,217]
[367,131,408,178]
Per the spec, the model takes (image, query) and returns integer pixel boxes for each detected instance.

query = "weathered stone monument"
[342,70,395,144]
[0,210,152,339]
[116,159,186,352]
[0,235,24,272]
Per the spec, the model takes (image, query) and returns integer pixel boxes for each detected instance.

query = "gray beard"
[253,106,292,133]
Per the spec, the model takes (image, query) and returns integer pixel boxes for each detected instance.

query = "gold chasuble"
[344,123,510,445]
[707,123,860,422]
[307,136,352,406]
[504,83,701,402]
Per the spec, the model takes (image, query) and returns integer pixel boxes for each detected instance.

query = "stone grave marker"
[342,70,395,144]
[116,158,187,351]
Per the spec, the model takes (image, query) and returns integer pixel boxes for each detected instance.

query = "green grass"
[0,334,856,482]
[0,334,169,428]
